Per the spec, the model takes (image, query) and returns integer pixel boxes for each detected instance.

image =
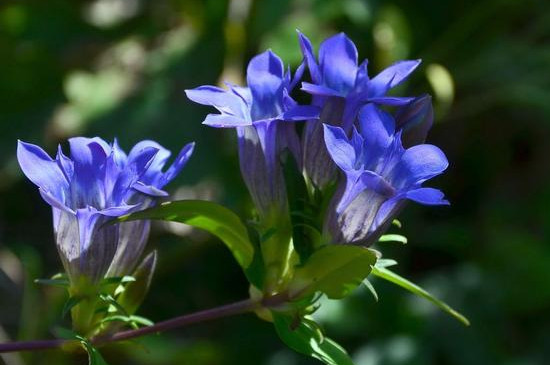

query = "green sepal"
[34,273,69,288]
[378,234,408,244]
[100,314,154,329]
[288,245,377,300]
[77,335,110,365]
[62,296,84,318]
[118,200,254,269]
[371,265,470,326]
[117,251,157,315]
[273,313,354,365]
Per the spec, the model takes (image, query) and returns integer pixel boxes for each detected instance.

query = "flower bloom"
[323,104,449,246]
[186,50,318,222]
[17,137,194,283]
[298,32,421,190]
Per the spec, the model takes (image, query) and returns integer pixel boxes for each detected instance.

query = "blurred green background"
[1,0,550,364]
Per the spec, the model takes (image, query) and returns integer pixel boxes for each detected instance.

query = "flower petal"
[369,59,421,96]
[368,96,415,106]
[405,187,449,205]
[75,207,118,282]
[301,82,343,97]
[185,86,248,118]
[203,113,251,128]
[280,105,320,121]
[17,140,69,201]
[395,144,449,186]
[357,104,395,153]
[323,124,356,172]
[318,33,358,94]
[247,50,285,120]
[160,142,195,187]
[395,94,434,148]
[297,31,321,84]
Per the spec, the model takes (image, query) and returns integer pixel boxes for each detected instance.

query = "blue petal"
[405,187,449,205]
[281,105,320,121]
[318,33,358,94]
[127,140,169,184]
[160,142,195,187]
[226,83,253,106]
[394,144,448,187]
[203,113,251,128]
[369,96,415,106]
[56,145,74,182]
[297,31,321,84]
[76,207,118,282]
[185,86,248,119]
[112,145,159,203]
[290,61,305,91]
[132,182,169,197]
[301,82,343,97]
[357,104,395,154]
[247,50,285,121]
[369,59,421,96]
[323,124,356,172]
[17,140,69,202]
[69,137,111,207]
[336,170,393,214]
[395,94,434,148]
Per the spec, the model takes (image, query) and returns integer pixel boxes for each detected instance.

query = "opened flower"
[298,31,421,190]
[186,50,318,222]
[323,104,448,245]
[17,137,194,284]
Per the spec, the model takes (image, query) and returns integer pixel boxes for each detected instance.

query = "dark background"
[1,0,550,364]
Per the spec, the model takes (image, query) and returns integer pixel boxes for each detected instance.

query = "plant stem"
[0,298,259,354]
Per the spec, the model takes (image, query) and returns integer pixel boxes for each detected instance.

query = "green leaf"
[375,259,398,268]
[288,245,377,300]
[371,266,470,326]
[62,296,83,318]
[100,314,154,328]
[378,234,408,244]
[53,326,79,340]
[118,200,254,269]
[273,314,354,365]
[34,278,70,288]
[100,275,136,287]
[77,336,109,365]
[362,279,378,302]
[99,294,129,316]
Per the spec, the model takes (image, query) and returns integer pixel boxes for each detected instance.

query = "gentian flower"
[17,138,194,284]
[185,50,318,222]
[323,104,448,246]
[298,31,421,190]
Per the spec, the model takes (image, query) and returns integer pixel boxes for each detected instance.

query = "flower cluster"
[17,138,194,284]
[186,31,448,247]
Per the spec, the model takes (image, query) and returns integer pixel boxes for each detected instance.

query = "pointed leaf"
[62,296,84,318]
[378,234,407,244]
[371,266,470,326]
[362,279,378,301]
[34,278,70,288]
[118,200,254,269]
[273,314,354,365]
[289,245,377,299]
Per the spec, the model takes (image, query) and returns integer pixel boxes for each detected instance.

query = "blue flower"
[298,32,421,190]
[17,137,194,283]
[323,104,448,245]
[185,50,318,221]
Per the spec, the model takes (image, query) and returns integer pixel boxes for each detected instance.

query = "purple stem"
[0,298,259,354]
